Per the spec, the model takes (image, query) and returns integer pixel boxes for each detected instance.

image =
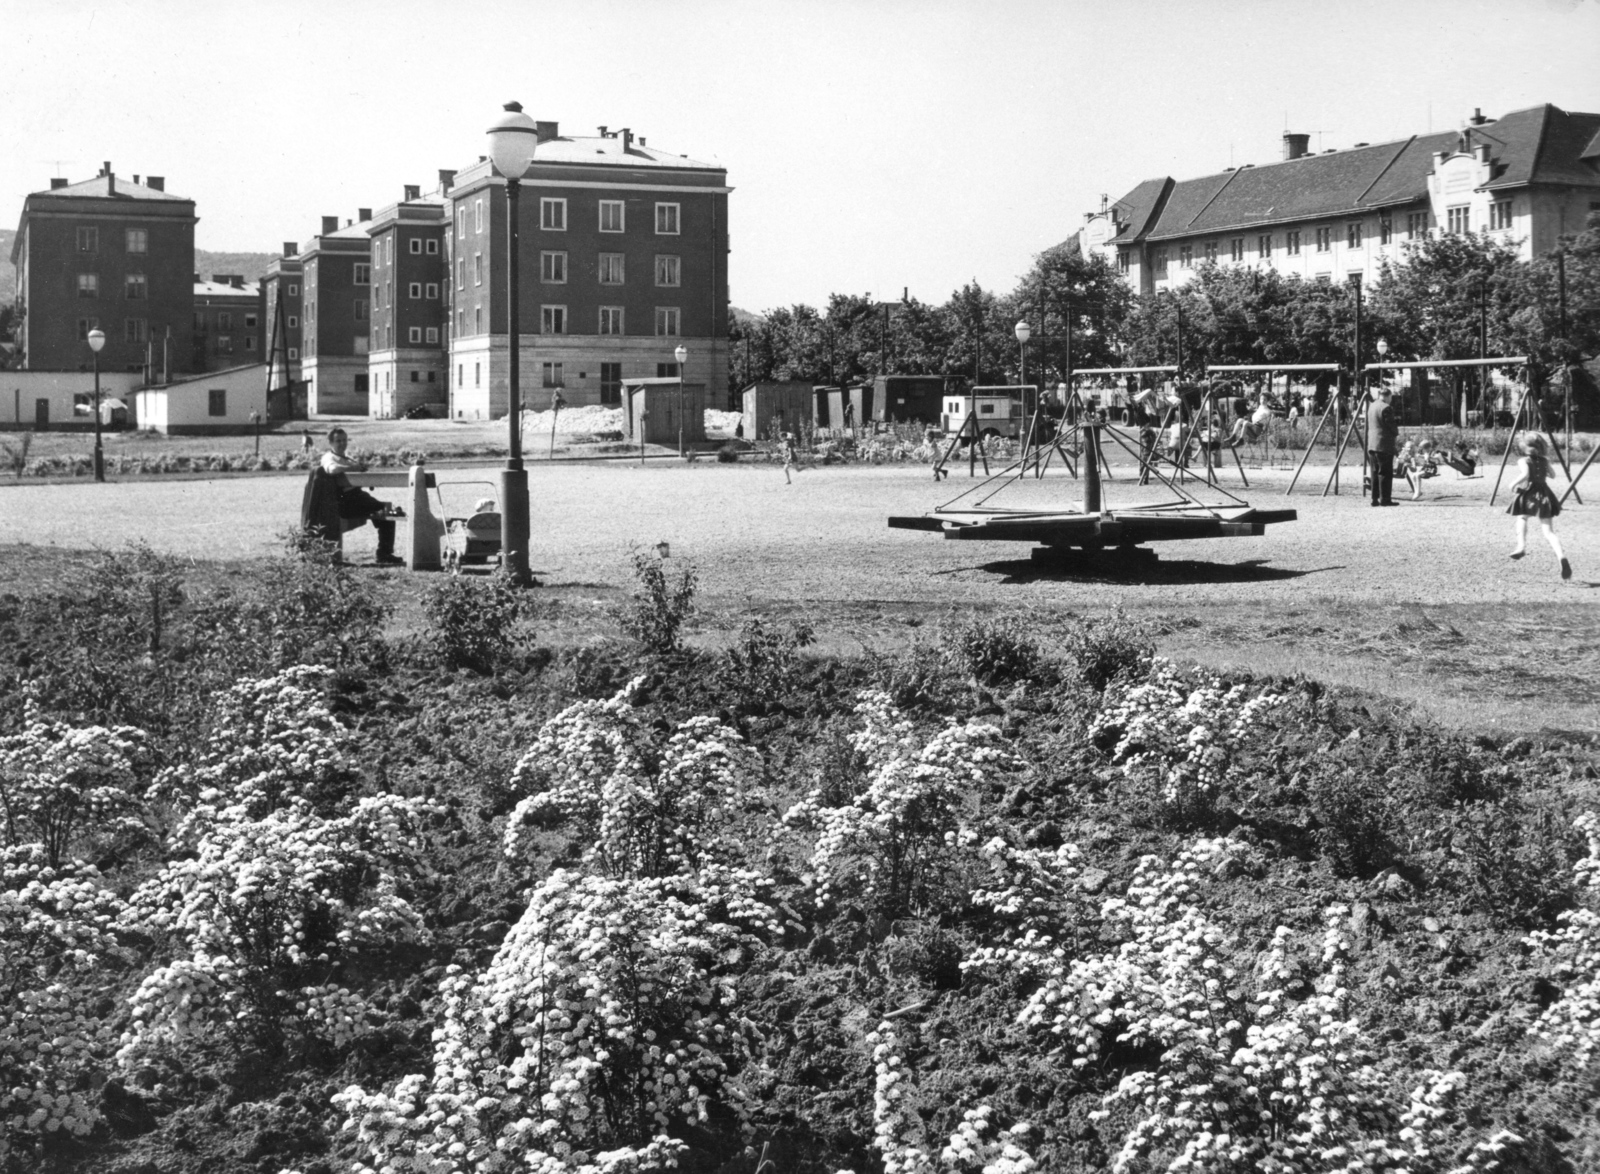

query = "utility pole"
[1558,249,1571,454]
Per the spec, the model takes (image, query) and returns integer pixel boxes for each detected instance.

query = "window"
[1116,251,1129,273]
[1379,216,1393,245]
[77,273,99,298]
[598,253,625,284]
[426,282,439,299]
[475,362,481,387]
[217,335,233,354]
[1315,227,1332,252]
[208,389,227,417]
[354,299,367,320]
[355,374,369,393]
[1407,211,1427,238]
[473,253,482,285]
[410,370,419,382]
[542,362,564,388]
[541,198,567,230]
[541,251,567,283]
[77,317,98,339]
[1347,222,1363,249]
[457,309,465,334]
[425,326,439,344]
[245,313,257,328]
[125,274,147,300]
[354,263,371,285]
[655,202,680,234]
[288,283,299,296]
[474,198,484,232]
[1286,230,1301,255]
[1446,206,1469,234]
[125,228,147,254]
[1178,245,1193,269]
[1203,241,1217,263]
[124,318,147,342]
[409,326,422,343]
[600,361,622,405]
[245,337,256,352]
[409,237,422,254]
[655,255,681,287]
[456,259,466,290]
[288,347,299,360]
[77,227,98,252]
[1257,234,1272,258]
[655,307,680,336]
[1230,238,1244,262]
[457,208,467,239]
[219,312,233,331]
[426,238,439,254]
[656,363,679,378]
[409,282,422,299]
[1153,247,1168,277]
[1490,200,1513,230]
[288,315,299,328]
[385,237,393,264]
[541,305,567,334]
[474,306,483,333]
[194,311,206,330]
[599,200,625,232]
[599,306,624,334]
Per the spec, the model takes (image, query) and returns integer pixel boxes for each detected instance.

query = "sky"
[4,0,1600,312]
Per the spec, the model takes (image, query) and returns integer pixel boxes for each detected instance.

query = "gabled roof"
[28,174,189,202]
[1107,177,1173,245]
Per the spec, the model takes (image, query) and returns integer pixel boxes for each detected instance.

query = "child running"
[1507,434,1571,580]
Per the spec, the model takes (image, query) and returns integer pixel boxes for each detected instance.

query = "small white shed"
[133,364,270,434]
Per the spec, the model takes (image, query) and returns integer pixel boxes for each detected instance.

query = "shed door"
[34,399,48,428]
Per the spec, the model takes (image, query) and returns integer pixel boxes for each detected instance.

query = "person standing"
[1366,386,1398,506]
[782,430,799,484]
[1508,434,1572,580]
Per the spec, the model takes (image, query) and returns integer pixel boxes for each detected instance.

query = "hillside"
[194,249,276,283]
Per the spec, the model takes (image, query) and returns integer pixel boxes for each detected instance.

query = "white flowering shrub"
[1525,810,1600,1071]
[0,704,148,867]
[1,845,134,1162]
[961,836,1093,985]
[785,692,1013,915]
[503,678,761,880]
[335,867,775,1173]
[941,1105,1037,1174]
[1089,658,1280,827]
[123,791,433,1058]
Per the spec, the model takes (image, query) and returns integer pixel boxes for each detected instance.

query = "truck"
[939,386,1030,440]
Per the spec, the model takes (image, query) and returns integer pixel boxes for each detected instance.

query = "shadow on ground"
[977,556,1342,586]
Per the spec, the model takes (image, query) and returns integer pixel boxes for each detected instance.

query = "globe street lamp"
[487,100,539,584]
[87,328,106,482]
[1014,318,1031,425]
[674,344,688,458]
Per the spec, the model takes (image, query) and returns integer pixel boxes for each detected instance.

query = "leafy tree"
[1366,230,1526,363]
[1012,245,1133,380]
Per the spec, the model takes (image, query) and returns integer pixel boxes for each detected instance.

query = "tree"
[1012,245,1134,381]
[1365,230,1526,363]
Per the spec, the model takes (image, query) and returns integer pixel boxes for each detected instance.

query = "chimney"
[133,175,140,185]
[146,176,164,192]
[535,120,558,143]
[620,127,633,151]
[194,273,200,283]
[1469,107,1489,126]
[639,136,646,147]
[49,177,68,189]
[283,241,297,257]
[321,215,338,234]
[231,276,244,289]
[437,168,456,192]
[404,184,420,201]
[100,160,111,175]
[598,125,608,137]
[1282,132,1310,161]
[358,207,371,222]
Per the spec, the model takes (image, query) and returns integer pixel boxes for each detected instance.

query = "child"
[1507,434,1571,580]
[782,430,798,485]
[1398,440,1438,499]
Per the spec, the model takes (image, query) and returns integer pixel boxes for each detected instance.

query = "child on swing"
[1507,434,1572,580]
[1398,439,1440,499]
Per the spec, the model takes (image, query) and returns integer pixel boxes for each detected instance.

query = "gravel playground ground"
[3,453,1598,734]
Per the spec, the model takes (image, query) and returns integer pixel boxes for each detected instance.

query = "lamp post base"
[499,465,531,584]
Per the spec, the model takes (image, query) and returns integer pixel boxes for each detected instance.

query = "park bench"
[299,463,447,570]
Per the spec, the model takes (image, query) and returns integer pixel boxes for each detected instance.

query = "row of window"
[77,317,153,343]
[77,273,147,299]
[76,227,147,254]
[450,305,680,337]
[194,312,258,331]
[534,252,682,287]
[458,198,682,237]
[451,360,666,393]
[372,236,442,264]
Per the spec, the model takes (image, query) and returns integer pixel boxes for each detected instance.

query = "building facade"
[445,123,730,419]
[367,178,450,418]
[192,275,262,372]
[10,164,196,376]
[260,243,304,387]
[300,211,374,414]
[1083,105,1600,294]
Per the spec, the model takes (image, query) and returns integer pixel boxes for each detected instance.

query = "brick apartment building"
[191,274,261,372]
[445,122,730,418]
[10,163,196,377]
[300,210,374,414]
[260,243,304,386]
[1080,104,1600,294]
[367,177,450,417]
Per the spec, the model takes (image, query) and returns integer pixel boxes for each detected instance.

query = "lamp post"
[674,344,688,458]
[487,100,539,584]
[1014,319,1032,459]
[87,328,105,482]
[1376,338,1391,425]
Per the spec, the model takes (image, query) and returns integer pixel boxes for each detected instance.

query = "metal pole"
[1559,250,1571,458]
[92,351,104,483]
[499,177,531,583]
[1354,281,1365,494]
[678,371,685,458]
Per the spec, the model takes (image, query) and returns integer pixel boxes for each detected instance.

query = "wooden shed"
[623,377,707,446]
[872,374,948,425]
[740,380,812,440]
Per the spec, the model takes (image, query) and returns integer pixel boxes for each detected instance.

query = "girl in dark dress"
[1508,434,1571,580]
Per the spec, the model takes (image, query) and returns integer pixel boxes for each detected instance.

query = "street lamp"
[86,328,105,482]
[1014,318,1031,424]
[487,99,539,584]
[674,344,688,458]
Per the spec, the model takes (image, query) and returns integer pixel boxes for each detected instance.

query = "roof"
[531,135,720,171]
[194,279,260,299]
[1107,104,1600,244]
[27,174,189,202]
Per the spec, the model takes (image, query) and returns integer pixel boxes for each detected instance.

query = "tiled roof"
[29,174,188,201]
[1109,104,1600,244]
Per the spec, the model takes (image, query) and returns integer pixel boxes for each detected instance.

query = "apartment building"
[367,177,451,418]
[191,274,261,372]
[300,211,374,414]
[10,163,196,376]
[445,122,730,419]
[1082,104,1600,294]
[260,243,304,386]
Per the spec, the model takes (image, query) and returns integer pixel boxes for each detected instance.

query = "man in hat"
[1366,386,1399,506]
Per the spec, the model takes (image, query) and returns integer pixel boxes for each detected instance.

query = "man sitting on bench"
[321,427,403,565]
